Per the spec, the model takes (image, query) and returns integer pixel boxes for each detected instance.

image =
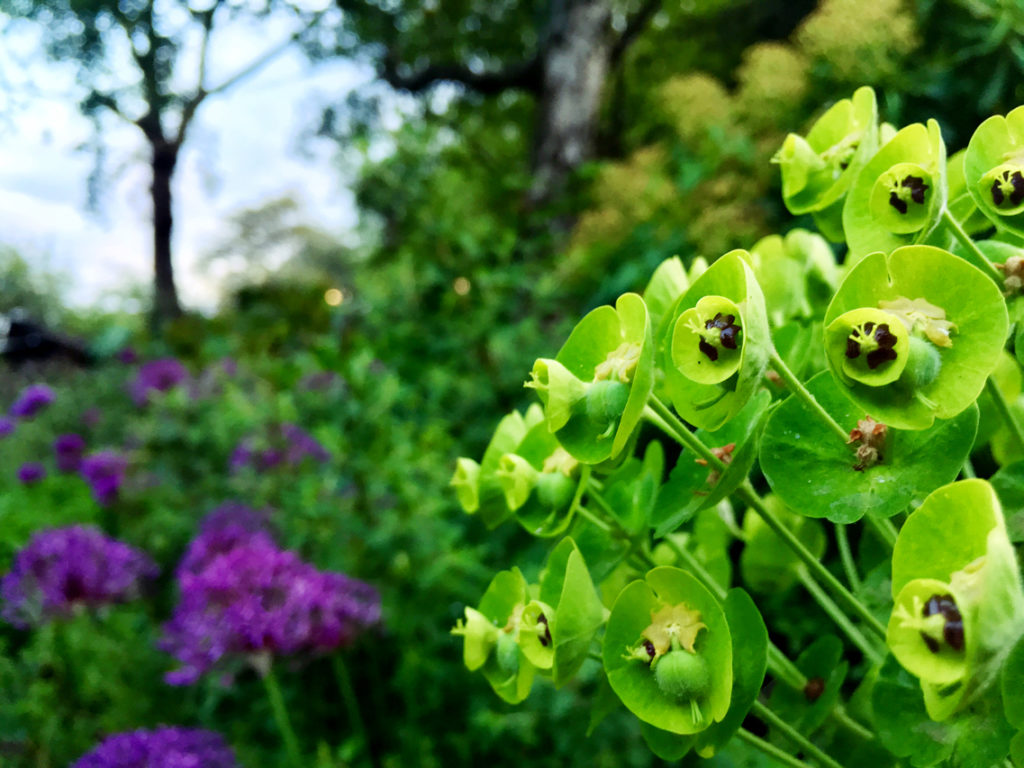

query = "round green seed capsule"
[534,471,577,511]
[495,631,520,677]
[653,649,711,703]
[899,336,942,390]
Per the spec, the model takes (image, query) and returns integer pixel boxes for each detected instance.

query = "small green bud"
[534,471,577,511]
[495,631,520,677]
[496,454,539,511]
[450,458,481,513]
[899,336,942,390]
[654,648,711,702]
[585,379,630,437]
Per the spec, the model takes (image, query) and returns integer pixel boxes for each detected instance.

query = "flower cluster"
[72,726,238,768]
[229,422,330,473]
[54,433,87,473]
[130,358,189,406]
[1,526,158,629]
[17,462,46,485]
[80,450,129,506]
[9,384,55,419]
[160,508,380,684]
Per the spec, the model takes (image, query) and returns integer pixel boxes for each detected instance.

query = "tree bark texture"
[151,141,183,322]
[529,0,614,204]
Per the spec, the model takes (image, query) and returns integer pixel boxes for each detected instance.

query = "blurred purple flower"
[161,531,380,685]
[80,408,103,428]
[71,726,237,768]
[17,462,46,485]
[1,526,157,629]
[176,503,274,578]
[130,358,188,406]
[80,450,129,506]
[230,423,330,474]
[9,384,55,419]
[54,433,87,473]
[0,417,15,438]
[115,346,139,365]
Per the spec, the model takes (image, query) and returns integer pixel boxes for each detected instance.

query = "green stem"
[962,455,977,479]
[865,513,898,550]
[738,482,887,640]
[661,536,726,600]
[736,728,819,768]
[941,208,1004,284]
[835,524,861,592]
[576,504,614,534]
[769,350,849,443]
[646,396,886,640]
[262,665,304,768]
[986,377,1024,454]
[333,655,378,768]
[751,701,848,768]
[797,567,885,666]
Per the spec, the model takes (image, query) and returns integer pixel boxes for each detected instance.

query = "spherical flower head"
[71,726,238,768]
[176,503,275,578]
[0,417,15,438]
[17,462,46,485]
[1,526,158,629]
[130,358,188,406]
[80,450,129,506]
[161,537,380,684]
[9,384,55,419]
[54,433,87,473]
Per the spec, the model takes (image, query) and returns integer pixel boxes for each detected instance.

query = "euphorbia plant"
[451,88,1024,766]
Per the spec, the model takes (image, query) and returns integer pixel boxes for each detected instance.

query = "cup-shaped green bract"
[451,405,545,528]
[823,245,1008,429]
[603,567,732,735]
[825,307,910,388]
[644,256,690,337]
[947,148,992,236]
[452,567,537,704]
[495,421,589,538]
[760,371,978,524]
[775,86,879,241]
[889,480,1024,720]
[965,105,1024,238]
[843,120,947,263]
[664,251,772,431]
[528,293,655,464]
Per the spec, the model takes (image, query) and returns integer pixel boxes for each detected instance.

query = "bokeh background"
[1,0,1023,765]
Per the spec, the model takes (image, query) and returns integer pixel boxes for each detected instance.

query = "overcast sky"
[0,9,372,312]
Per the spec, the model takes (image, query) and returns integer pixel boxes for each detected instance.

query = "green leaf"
[991,460,1024,543]
[695,588,769,757]
[760,371,978,523]
[651,390,770,536]
[964,105,1024,238]
[550,544,607,686]
[639,721,695,761]
[823,245,1008,430]
[767,635,847,736]
[1002,632,1024,728]
[873,655,956,767]
[740,496,825,593]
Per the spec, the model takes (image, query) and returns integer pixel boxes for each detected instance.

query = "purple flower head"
[176,503,275,578]
[72,726,238,768]
[230,423,330,474]
[0,417,15,438]
[130,358,188,406]
[17,462,46,485]
[80,450,129,506]
[9,384,55,419]
[161,535,380,685]
[115,346,138,365]
[1,526,158,629]
[54,433,87,473]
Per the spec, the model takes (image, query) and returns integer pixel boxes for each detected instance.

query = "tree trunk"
[151,141,182,323]
[529,0,613,204]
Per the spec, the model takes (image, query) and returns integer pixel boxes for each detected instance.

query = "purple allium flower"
[54,433,87,473]
[9,384,55,419]
[0,417,15,438]
[160,533,380,685]
[80,450,129,506]
[17,462,46,485]
[176,503,274,578]
[230,423,330,474]
[71,726,238,768]
[130,358,188,406]
[1,526,158,629]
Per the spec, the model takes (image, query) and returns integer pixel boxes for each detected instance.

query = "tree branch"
[380,53,543,96]
[610,0,662,66]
